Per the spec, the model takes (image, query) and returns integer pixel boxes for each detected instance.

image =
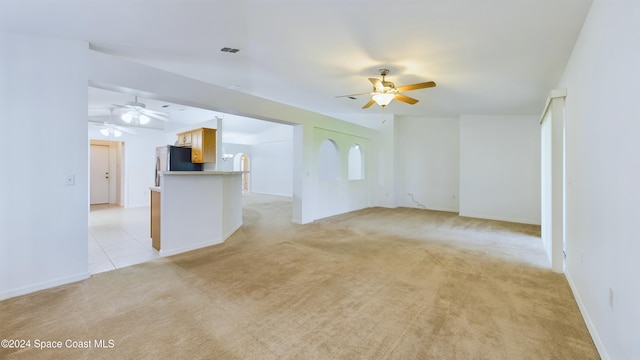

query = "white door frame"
[540,89,567,273]
[89,140,125,206]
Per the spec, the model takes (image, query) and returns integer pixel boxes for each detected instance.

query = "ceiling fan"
[337,69,436,109]
[112,96,169,124]
[90,121,136,138]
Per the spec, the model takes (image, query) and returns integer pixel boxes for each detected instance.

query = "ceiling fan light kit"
[100,128,122,137]
[372,93,395,107]
[121,111,151,125]
[112,96,169,124]
[337,68,436,109]
[93,108,138,138]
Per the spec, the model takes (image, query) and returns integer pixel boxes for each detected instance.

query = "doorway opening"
[88,139,159,274]
[540,89,566,273]
[234,153,250,193]
[89,140,124,205]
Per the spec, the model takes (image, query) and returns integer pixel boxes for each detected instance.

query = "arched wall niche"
[318,139,340,181]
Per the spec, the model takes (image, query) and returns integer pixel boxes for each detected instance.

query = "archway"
[234,153,250,193]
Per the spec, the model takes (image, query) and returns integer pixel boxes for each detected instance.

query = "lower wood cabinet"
[150,189,161,250]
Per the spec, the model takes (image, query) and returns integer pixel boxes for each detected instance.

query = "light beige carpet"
[0,194,599,359]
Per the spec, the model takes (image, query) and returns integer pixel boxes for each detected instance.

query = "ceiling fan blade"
[141,108,168,116]
[394,94,419,105]
[148,114,170,122]
[90,122,136,134]
[369,78,384,92]
[140,109,169,121]
[362,99,376,109]
[395,81,436,92]
[336,92,372,98]
[114,125,136,134]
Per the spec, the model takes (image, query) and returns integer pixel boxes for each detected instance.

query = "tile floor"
[88,204,159,274]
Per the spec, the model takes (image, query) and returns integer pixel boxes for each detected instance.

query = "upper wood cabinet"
[176,132,192,147]
[176,127,216,163]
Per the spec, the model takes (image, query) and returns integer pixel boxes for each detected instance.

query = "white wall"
[124,129,166,207]
[251,140,293,196]
[396,116,460,212]
[0,33,89,299]
[558,1,640,358]
[376,115,397,208]
[459,115,541,224]
[394,115,540,223]
[248,125,293,197]
[314,127,373,219]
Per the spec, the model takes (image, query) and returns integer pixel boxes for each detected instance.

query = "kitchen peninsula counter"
[162,171,243,176]
[152,171,243,256]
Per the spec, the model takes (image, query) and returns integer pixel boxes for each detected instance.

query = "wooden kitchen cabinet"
[150,188,161,250]
[176,127,216,163]
[176,132,192,146]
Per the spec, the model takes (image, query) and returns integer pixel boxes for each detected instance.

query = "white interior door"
[90,144,110,204]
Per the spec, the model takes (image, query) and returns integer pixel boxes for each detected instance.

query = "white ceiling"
[0,0,592,123]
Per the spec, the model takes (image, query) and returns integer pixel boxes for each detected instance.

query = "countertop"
[162,171,245,176]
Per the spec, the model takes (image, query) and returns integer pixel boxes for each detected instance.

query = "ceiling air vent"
[220,47,240,53]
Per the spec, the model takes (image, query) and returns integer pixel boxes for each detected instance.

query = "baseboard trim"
[410,205,460,213]
[458,211,541,225]
[159,239,223,257]
[223,223,243,241]
[0,272,90,301]
[565,269,609,360]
